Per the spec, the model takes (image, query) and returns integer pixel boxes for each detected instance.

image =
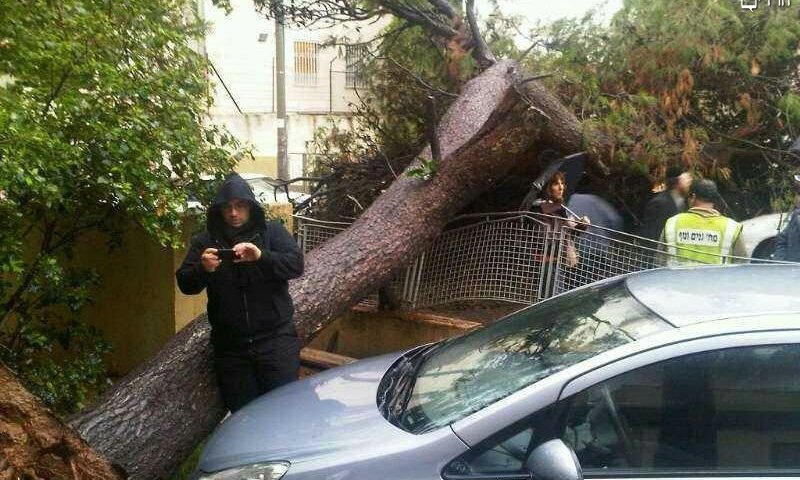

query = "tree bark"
[0,365,124,480]
[65,60,612,478]
[68,316,224,480]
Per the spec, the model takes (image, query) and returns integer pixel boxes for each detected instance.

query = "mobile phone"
[216,248,236,262]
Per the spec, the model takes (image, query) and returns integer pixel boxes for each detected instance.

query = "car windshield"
[387,281,671,434]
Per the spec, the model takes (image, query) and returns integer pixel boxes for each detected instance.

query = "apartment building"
[199,0,385,179]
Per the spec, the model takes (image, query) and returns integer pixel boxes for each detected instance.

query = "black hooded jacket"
[176,174,304,351]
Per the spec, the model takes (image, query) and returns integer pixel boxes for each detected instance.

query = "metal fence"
[295,212,787,310]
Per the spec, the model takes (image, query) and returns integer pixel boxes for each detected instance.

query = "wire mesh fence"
[296,216,349,252]
[295,212,792,310]
[551,226,661,296]
[414,215,552,306]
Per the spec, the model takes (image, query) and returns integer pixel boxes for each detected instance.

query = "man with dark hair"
[639,166,693,242]
[176,173,304,413]
[660,179,746,265]
[774,174,800,262]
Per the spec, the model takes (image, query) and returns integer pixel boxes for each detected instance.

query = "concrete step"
[299,347,356,377]
[302,306,485,374]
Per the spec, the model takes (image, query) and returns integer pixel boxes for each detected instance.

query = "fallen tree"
[67,57,608,480]
[7,1,798,477]
[291,61,608,339]
[16,2,611,479]
[0,364,124,480]
[67,319,224,479]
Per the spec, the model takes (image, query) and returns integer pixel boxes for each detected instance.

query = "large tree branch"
[380,2,459,39]
[323,22,411,48]
[253,0,378,26]
[465,0,496,69]
[427,0,457,19]
[426,95,443,162]
[516,77,612,175]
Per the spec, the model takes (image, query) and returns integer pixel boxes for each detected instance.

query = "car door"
[442,326,800,480]
[559,335,800,480]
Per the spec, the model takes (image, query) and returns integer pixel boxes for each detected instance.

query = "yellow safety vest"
[662,209,743,265]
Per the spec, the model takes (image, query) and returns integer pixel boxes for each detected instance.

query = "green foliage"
[308,22,460,218]
[311,0,799,223]
[779,92,800,130]
[3,320,111,414]
[407,157,439,181]
[170,438,208,480]
[310,7,519,219]
[0,0,237,412]
[528,0,800,218]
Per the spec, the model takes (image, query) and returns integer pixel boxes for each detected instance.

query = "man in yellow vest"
[660,179,746,265]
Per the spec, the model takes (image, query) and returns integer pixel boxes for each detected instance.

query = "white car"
[739,212,791,260]
[187,173,309,211]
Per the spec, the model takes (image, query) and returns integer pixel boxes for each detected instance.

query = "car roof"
[625,264,800,327]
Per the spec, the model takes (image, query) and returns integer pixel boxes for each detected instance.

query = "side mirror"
[526,439,583,480]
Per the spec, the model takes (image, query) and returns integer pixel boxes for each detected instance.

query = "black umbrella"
[519,152,588,211]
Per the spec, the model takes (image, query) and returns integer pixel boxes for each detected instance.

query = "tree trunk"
[292,60,541,338]
[67,60,610,479]
[68,315,224,479]
[0,365,124,480]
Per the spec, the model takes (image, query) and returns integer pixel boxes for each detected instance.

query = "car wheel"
[751,237,776,262]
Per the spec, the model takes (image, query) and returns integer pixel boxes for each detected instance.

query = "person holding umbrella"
[523,152,591,296]
[532,171,591,264]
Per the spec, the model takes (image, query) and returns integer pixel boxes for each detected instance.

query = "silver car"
[196,264,800,480]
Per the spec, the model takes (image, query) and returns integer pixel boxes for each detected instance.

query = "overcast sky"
[475,0,624,45]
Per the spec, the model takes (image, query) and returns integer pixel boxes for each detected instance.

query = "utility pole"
[275,0,289,180]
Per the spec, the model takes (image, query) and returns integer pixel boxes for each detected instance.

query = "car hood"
[198,352,416,473]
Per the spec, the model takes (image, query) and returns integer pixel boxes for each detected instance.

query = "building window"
[345,45,367,89]
[294,41,319,86]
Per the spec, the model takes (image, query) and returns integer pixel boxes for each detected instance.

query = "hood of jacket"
[207,173,267,238]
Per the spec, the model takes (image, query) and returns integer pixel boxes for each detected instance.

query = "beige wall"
[78,224,178,374]
[236,155,277,178]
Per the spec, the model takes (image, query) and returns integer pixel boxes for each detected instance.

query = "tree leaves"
[528,0,800,218]
[0,0,238,412]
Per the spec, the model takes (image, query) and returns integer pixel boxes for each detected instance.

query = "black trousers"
[213,334,301,413]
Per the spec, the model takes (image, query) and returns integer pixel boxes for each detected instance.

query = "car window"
[443,404,561,478]
[393,281,670,434]
[564,344,800,472]
[444,343,800,478]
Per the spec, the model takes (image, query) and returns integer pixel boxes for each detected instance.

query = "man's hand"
[201,248,221,273]
[233,242,261,263]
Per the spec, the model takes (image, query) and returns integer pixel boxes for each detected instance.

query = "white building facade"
[200,0,384,179]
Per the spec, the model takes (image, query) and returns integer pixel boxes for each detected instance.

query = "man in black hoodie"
[176,173,304,412]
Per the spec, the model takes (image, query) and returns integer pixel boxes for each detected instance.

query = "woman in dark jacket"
[176,173,304,412]
[531,172,590,296]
